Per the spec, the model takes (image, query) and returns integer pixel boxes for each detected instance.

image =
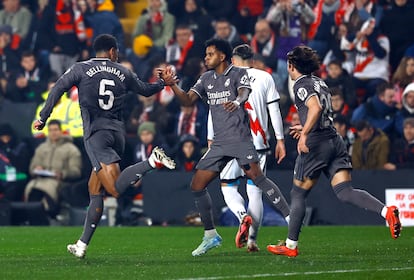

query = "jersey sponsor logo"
[207,90,231,105]
[297,87,308,101]
[240,74,250,85]
[224,78,230,87]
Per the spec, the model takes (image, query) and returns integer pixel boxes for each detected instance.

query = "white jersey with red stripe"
[244,67,280,150]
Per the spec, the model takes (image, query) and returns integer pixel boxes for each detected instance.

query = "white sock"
[285,238,298,249]
[246,183,263,241]
[204,229,218,238]
[76,240,87,248]
[381,206,387,218]
[221,185,246,223]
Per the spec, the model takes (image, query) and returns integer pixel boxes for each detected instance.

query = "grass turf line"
[0,226,412,280]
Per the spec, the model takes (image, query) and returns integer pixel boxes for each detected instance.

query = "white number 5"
[99,79,115,110]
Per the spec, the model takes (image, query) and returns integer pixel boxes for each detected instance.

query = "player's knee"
[333,181,353,203]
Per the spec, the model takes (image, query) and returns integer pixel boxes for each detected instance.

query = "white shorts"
[220,152,267,181]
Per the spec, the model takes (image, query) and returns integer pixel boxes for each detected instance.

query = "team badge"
[297,87,308,101]
[224,78,230,87]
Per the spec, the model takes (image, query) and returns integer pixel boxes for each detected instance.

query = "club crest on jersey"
[240,74,249,85]
[208,84,214,89]
[297,87,308,101]
[224,78,230,87]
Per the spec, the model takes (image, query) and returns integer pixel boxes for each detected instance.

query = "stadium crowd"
[1,0,414,225]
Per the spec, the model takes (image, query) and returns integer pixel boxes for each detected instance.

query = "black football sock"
[80,194,104,245]
[287,185,309,241]
[115,161,153,195]
[193,189,215,230]
[253,175,290,217]
[333,181,384,214]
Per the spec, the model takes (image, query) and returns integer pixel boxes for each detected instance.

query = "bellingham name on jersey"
[85,64,126,82]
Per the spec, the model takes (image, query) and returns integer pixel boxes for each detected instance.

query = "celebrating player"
[34,34,176,258]
[167,38,290,256]
[267,45,401,258]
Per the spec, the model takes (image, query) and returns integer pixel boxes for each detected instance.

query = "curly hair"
[204,38,233,63]
[287,45,321,75]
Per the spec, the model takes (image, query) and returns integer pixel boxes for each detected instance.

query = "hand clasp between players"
[159,66,179,86]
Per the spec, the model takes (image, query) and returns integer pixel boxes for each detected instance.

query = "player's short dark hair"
[232,44,253,60]
[93,34,118,53]
[287,45,320,75]
[205,38,232,62]
[47,119,62,129]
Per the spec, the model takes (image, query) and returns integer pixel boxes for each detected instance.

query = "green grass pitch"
[0,226,412,280]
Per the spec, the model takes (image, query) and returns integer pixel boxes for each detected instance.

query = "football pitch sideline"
[0,226,412,280]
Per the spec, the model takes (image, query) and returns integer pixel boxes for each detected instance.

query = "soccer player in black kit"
[33,34,177,258]
[168,38,290,256]
[267,45,401,258]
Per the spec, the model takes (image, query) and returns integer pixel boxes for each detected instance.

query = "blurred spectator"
[165,24,204,75]
[380,0,414,73]
[125,93,173,138]
[395,82,414,135]
[0,0,33,48]
[203,0,237,21]
[250,19,278,72]
[172,101,208,149]
[324,59,357,108]
[175,0,214,45]
[134,121,170,162]
[343,19,390,103]
[333,114,355,155]
[25,119,82,218]
[211,18,245,48]
[48,0,88,76]
[342,0,382,41]
[391,54,414,108]
[32,80,83,138]
[173,134,201,172]
[0,123,30,201]
[127,34,165,81]
[330,87,353,121]
[266,0,314,86]
[22,0,54,71]
[351,82,400,140]
[83,0,125,55]
[179,56,205,92]
[307,0,346,60]
[6,50,50,104]
[131,0,175,49]
[0,25,20,96]
[232,0,264,39]
[352,120,390,170]
[384,117,414,170]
